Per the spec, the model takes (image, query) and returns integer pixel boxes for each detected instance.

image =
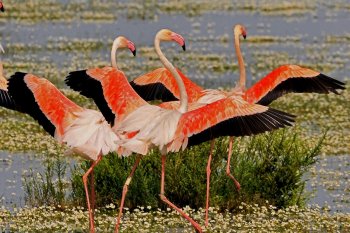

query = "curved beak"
[0,3,4,12]
[243,35,247,40]
[182,43,186,51]
[127,40,136,57]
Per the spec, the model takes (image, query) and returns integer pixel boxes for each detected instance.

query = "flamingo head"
[0,2,4,12]
[115,36,137,56]
[234,24,247,39]
[156,29,186,51]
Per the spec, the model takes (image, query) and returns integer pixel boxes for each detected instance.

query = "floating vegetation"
[325,34,350,43]
[0,204,349,232]
[248,36,301,44]
[0,0,331,22]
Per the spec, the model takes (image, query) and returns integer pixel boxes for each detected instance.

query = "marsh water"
[0,0,349,213]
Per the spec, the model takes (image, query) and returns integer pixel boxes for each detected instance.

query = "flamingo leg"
[159,154,203,233]
[226,137,241,191]
[83,155,103,233]
[115,155,142,233]
[90,163,95,220]
[205,140,215,227]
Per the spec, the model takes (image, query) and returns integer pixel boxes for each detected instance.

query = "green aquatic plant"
[70,129,324,210]
[22,155,70,207]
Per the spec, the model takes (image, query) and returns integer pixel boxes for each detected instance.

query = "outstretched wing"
[169,97,295,151]
[130,67,203,102]
[8,72,83,137]
[100,68,147,123]
[66,67,147,124]
[244,65,345,105]
[65,68,116,125]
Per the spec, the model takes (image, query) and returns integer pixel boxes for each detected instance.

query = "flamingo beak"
[171,32,186,51]
[127,41,136,57]
[243,35,247,39]
[0,3,4,12]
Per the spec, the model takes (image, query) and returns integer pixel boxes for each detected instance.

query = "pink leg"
[226,137,241,191]
[114,155,142,233]
[205,140,215,227]
[83,155,102,233]
[160,154,203,233]
[90,163,95,220]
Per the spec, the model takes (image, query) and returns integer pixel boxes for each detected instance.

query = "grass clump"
[69,129,323,210]
[22,155,70,208]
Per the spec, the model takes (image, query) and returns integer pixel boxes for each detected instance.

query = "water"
[0,152,43,207]
[305,155,350,213]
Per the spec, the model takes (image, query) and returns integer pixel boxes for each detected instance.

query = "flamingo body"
[119,95,294,154]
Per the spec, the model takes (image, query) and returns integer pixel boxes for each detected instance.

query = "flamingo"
[130,24,346,225]
[0,1,4,12]
[0,37,137,233]
[0,45,15,109]
[0,73,119,232]
[65,28,295,233]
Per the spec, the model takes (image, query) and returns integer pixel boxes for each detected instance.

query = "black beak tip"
[243,35,247,39]
[0,7,4,12]
[132,50,136,56]
[182,44,186,51]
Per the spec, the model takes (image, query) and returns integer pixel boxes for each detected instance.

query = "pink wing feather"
[244,65,345,105]
[94,68,148,122]
[132,67,203,103]
[24,74,83,136]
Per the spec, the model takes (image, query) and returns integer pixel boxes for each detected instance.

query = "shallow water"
[306,155,350,213]
[0,152,43,207]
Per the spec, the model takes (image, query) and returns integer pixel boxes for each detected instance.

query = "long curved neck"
[111,38,119,69]
[155,37,188,113]
[234,31,246,89]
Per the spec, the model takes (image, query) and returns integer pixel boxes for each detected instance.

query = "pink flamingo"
[1,72,119,232]
[0,1,4,12]
[0,45,14,108]
[66,29,295,233]
[0,37,136,233]
[130,24,345,225]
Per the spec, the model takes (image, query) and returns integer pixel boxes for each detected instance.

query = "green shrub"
[70,129,324,210]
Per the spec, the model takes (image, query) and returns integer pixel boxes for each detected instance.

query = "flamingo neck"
[154,37,188,113]
[111,38,119,70]
[234,31,246,90]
